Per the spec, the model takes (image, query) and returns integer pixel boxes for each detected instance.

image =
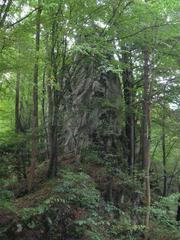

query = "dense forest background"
[0,0,180,239]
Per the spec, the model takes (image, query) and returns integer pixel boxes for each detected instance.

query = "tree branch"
[7,8,38,28]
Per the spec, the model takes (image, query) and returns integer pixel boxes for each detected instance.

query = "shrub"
[54,170,100,210]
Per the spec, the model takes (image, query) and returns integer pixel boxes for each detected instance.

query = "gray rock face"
[62,56,125,166]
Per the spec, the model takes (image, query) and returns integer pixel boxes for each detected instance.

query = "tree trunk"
[47,99,58,178]
[41,62,49,159]
[142,47,151,230]
[15,70,22,181]
[28,0,42,191]
[162,91,167,197]
[47,19,60,178]
[122,47,135,173]
[15,71,21,133]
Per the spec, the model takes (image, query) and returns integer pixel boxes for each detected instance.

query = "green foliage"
[0,0,180,239]
[17,194,73,240]
[82,148,102,164]
[111,217,145,240]
[0,189,15,211]
[16,172,106,239]
[148,194,180,239]
[20,195,66,220]
[54,170,100,210]
[85,230,103,240]
[0,190,14,201]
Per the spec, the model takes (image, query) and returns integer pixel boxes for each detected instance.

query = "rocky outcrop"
[62,54,125,166]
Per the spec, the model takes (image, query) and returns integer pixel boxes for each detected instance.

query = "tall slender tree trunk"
[28,0,42,191]
[47,66,60,178]
[122,47,135,173]
[47,71,53,160]
[41,62,49,159]
[15,71,21,133]
[162,91,167,197]
[47,20,59,178]
[15,70,22,181]
[142,47,151,230]
[15,70,27,180]
[47,94,58,177]
[162,132,167,197]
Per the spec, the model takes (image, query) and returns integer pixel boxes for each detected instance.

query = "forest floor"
[0,156,179,240]
[0,157,115,240]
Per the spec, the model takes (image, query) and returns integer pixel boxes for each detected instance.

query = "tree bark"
[122,47,135,173]
[142,47,151,230]
[162,90,167,197]
[41,61,49,159]
[28,0,42,191]
[15,71,21,133]
[47,17,60,178]
[15,70,22,181]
